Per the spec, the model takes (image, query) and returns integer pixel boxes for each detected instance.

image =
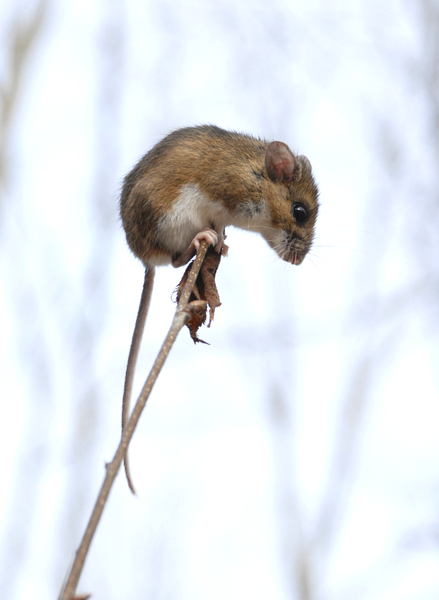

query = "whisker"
[311,247,371,264]
[305,254,324,277]
[306,251,354,277]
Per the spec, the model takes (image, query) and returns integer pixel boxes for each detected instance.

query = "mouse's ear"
[297,155,312,174]
[265,142,296,183]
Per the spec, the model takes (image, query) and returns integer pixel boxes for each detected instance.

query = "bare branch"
[58,240,210,600]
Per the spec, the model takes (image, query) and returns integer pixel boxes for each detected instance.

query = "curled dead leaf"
[176,247,222,342]
[183,300,209,344]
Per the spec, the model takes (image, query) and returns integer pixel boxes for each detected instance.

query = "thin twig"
[59,240,210,600]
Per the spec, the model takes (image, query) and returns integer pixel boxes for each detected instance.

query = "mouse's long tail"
[121,264,155,494]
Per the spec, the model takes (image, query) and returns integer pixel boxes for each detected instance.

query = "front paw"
[172,228,219,268]
[193,228,219,252]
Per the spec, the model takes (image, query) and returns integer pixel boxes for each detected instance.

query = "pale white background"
[1,0,438,599]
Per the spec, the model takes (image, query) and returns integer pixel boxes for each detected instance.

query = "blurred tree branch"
[0,4,51,599]
[55,0,127,582]
[0,1,46,197]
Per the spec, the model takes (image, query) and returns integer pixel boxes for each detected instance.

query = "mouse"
[119,124,319,493]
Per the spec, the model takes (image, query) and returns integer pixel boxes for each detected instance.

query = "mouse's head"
[262,142,319,265]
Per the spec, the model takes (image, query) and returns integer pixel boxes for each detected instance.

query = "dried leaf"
[176,247,222,340]
[200,250,222,326]
[184,300,209,344]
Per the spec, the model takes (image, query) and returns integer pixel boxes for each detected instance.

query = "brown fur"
[120,125,319,266]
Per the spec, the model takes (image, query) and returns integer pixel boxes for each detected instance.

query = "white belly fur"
[156,183,231,254]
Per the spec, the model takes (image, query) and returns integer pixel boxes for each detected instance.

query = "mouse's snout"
[287,252,305,265]
[264,228,311,265]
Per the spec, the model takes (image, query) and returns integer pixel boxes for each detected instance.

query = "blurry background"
[1,0,439,598]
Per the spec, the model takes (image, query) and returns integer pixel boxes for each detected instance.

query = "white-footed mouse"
[120,125,319,492]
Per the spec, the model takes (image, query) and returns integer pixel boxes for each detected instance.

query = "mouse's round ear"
[297,155,312,174]
[265,142,296,183]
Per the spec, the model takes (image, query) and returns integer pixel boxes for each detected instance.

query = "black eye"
[292,203,308,224]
